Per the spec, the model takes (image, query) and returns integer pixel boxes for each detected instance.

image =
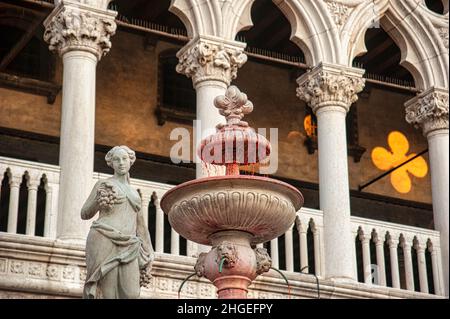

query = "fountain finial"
[214,85,254,128]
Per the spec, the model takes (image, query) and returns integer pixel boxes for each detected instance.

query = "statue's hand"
[96,182,120,212]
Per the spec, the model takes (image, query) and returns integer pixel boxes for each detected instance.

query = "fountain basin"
[160,175,304,246]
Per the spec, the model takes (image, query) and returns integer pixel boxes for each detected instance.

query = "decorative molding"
[296,62,365,113]
[0,235,444,299]
[405,87,449,136]
[437,27,449,49]
[324,0,352,28]
[43,1,117,60]
[176,36,247,87]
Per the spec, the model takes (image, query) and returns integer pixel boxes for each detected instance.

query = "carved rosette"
[405,88,449,136]
[176,38,247,87]
[296,63,365,113]
[44,3,117,60]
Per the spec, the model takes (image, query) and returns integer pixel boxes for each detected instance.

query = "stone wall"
[0,29,431,204]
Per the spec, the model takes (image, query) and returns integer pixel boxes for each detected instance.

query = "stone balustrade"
[0,156,445,298]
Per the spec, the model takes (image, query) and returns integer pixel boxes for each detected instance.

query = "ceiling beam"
[360,39,396,64]
[0,14,46,72]
[375,51,401,74]
[258,18,290,49]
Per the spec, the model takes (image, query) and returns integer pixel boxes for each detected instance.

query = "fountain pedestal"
[161,86,303,299]
[195,231,271,299]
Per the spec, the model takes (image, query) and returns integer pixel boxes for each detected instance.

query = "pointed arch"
[169,0,255,40]
[345,0,449,89]
[273,0,343,66]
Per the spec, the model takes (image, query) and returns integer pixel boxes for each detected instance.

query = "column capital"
[176,35,247,88]
[296,62,365,114]
[43,0,117,61]
[405,87,449,137]
[9,175,22,188]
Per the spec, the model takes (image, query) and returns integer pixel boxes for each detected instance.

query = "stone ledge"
[0,233,444,299]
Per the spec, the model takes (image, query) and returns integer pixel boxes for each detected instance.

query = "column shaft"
[25,183,39,236]
[389,241,401,289]
[284,228,294,272]
[416,246,429,293]
[375,241,387,286]
[7,178,21,233]
[317,108,355,280]
[361,237,372,284]
[428,130,449,295]
[402,243,415,291]
[57,51,97,241]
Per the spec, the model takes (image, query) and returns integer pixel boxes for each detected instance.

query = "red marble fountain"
[161,86,304,299]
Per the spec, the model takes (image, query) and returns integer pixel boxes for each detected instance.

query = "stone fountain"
[161,86,304,299]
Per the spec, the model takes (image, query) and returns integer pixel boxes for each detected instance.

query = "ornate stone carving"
[438,27,449,49]
[194,252,208,277]
[405,88,449,136]
[254,247,272,275]
[214,85,254,127]
[28,263,44,277]
[62,266,76,280]
[216,242,238,269]
[44,3,117,60]
[325,1,351,28]
[10,261,25,274]
[176,37,247,87]
[0,258,6,274]
[296,63,365,113]
[46,265,60,280]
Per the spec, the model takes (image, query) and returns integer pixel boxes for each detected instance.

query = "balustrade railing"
[0,156,444,296]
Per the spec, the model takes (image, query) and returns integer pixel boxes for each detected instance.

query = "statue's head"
[105,145,136,176]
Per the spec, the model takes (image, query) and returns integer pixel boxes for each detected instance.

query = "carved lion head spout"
[255,247,272,275]
[216,242,238,270]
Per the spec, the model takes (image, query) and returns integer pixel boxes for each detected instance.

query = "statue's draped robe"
[81,178,153,299]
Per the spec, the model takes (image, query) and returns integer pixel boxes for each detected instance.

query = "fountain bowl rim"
[160,175,304,214]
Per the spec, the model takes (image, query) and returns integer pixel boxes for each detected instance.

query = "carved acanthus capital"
[176,36,247,87]
[44,1,117,61]
[405,87,449,136]
[296,62,365,114]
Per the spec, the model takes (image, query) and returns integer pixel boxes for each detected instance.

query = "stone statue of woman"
[81,145,154,299]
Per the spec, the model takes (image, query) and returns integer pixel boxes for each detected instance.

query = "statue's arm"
[81,181,102,220]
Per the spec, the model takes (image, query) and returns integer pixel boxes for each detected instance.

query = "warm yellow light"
[304,115,316,137]
[371,131,428,194]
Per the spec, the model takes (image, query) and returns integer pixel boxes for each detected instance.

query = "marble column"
[401,239,415,291]
[297,62,365,281]
[43,1,117,243]
[7,175,22,233]
[25,177,40,236]
[360,233,372,284]
[406,87,449,296]
[374,236,387,286]
[176,36,247,255]
[388,236,401,289]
